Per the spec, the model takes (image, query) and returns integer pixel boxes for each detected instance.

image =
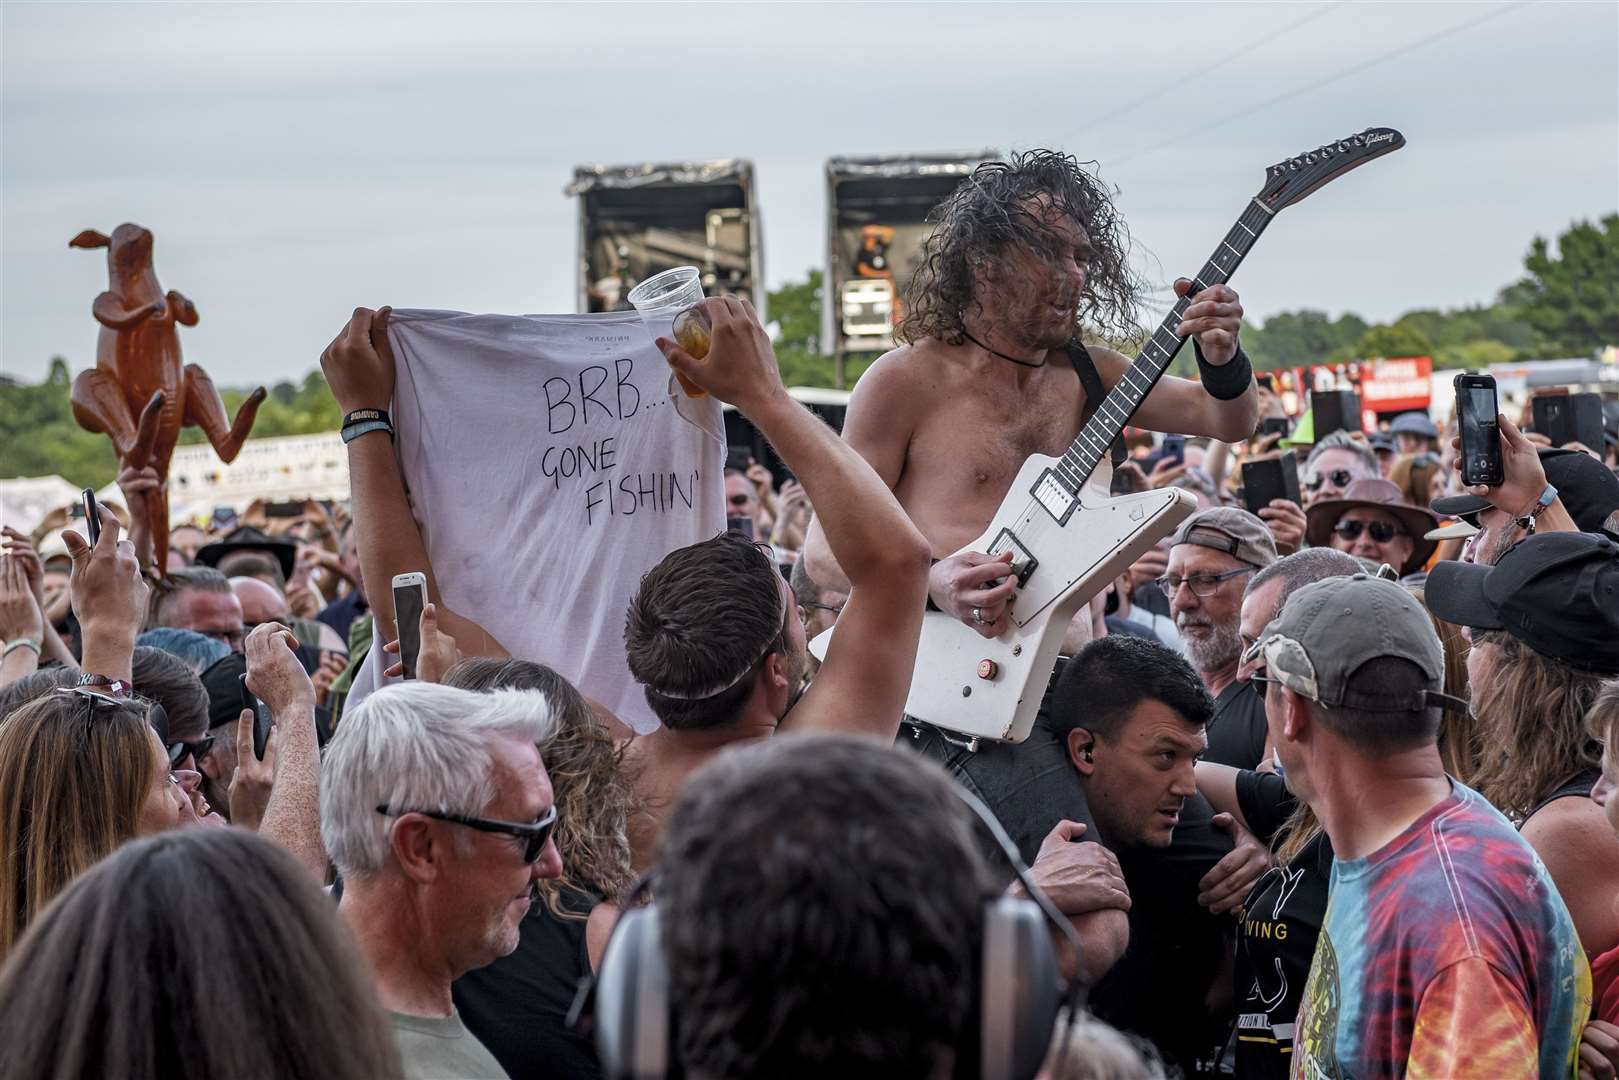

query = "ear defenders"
[588,788,1081,1080]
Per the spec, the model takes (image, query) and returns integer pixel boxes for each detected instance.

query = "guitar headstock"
[1257,127,1405,213]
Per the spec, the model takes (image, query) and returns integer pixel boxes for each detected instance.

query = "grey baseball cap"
[1389,412,1440,440]
[1247,573,1460,713]
[1170,507,1278,569]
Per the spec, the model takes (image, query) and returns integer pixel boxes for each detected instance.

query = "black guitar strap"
[1065,341,1127,467]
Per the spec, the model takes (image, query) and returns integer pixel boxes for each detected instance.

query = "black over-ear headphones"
[577,787,1085,1080]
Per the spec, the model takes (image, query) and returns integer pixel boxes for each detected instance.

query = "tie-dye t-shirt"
[1292,781,1590,1080]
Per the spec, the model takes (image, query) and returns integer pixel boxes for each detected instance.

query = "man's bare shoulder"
[849,339,963,410]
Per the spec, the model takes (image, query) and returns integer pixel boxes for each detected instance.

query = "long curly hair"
[1468,631,1605,821]
[444,658,636,916]
[896,149,1144,346]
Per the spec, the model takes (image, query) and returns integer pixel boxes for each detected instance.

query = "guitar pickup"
[987,528,1038,588]
[1031,469,1077,524]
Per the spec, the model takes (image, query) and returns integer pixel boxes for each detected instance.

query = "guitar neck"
[1054,198,1277,491]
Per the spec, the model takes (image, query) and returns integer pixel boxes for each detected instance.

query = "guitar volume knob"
[977,659,999,680]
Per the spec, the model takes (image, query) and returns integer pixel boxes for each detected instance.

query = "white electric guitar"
[813,127,1407,743]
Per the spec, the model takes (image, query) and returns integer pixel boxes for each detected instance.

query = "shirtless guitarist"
[803,150,1261,860]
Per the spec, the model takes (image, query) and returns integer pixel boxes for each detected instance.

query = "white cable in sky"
[1106,0,1534,170]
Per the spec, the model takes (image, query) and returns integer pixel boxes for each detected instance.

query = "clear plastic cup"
[627,266,709,396]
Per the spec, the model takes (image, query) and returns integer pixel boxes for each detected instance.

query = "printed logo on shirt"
[1295,933,1348,1080]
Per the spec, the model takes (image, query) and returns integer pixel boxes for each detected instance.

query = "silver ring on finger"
[972,607,986,625]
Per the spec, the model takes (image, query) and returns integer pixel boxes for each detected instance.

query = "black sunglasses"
[1304,468,1354,492]
[376,803,558,863]
[1332,519,1405,543]
[168,735,217,768]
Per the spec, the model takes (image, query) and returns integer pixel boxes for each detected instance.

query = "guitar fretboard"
[1052,198,1276,493]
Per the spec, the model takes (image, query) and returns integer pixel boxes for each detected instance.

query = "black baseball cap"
[1431,448,1619,539]
[1426,531,1619,675]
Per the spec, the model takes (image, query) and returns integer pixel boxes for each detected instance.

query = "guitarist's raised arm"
[1093,280,1259,444]
[658,298,931,739]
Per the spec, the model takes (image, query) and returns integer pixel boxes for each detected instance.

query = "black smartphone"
[1455,373,1503,487]
[264,500,305,519]
[1256,373,1276,393]
[1161,435,1186,467]
[1311,390,1363,436]
[1259,416,1292,440]
[726,515,755,540]
[391,572,427,680]
[239,673,274,761]
[81,488,101,546]
[1242,456,1302,515]
[1532,392,1605,450]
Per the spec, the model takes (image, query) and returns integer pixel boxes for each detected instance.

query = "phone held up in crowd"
[391,572,428,680]
[1455,372,1504,487]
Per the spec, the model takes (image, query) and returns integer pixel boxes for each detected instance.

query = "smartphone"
[264,500,305,519]
[726,515,755,540]
[391,572,428,680]
[1532,392,1605,450]
[1256,374,1276,393]
[1311,390,1363,437]
[1455,373,1503,487]
[1161,435,1186,467]
[1242,456,1302,515]
[239,673,274,761]
[81,488,101,546]
[1259,416,1292,440]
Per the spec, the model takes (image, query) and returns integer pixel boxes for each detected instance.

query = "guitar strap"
[1065,341,1127,467]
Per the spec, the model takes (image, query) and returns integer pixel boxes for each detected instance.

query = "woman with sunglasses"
[0,687,191,958]
[1303,477,1440,577]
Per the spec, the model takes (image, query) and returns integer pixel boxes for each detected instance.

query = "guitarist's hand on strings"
[930,550,1017,639]
[1173,280,1244,365]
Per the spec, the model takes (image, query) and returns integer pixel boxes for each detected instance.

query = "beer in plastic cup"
[627,266,708,397]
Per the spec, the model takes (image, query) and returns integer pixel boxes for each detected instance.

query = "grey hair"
[1041,1009,1169,1080]
[1304,431,1379,479]
[319,683,555,878]
[1246,548,1363,618]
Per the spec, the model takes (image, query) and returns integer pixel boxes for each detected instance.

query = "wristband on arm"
[1191,341,1254,401]
[341,408,394,444]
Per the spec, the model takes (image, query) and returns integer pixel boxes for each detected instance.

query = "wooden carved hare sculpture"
[70,224,266,574]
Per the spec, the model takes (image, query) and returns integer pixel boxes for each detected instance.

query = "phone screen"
[1458,381,1503,486]
[393,580,426,680]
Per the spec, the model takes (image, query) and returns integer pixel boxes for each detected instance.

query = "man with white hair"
[322,682,562,1080]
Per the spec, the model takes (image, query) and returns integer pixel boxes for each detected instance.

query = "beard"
[776,641,810,721]
[1177,615,1241,675]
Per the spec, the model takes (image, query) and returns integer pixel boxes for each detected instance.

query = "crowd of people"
[3,149,1619,1080]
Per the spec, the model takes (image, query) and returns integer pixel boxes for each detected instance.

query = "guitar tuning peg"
[1320,144,1335,157]
[1337,141,1350,153]
[1288,160,1300,172]
[1303,152,1317,164]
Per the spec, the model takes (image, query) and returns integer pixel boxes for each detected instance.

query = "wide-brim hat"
[1306,477,1439,574]
[195,525,296,580]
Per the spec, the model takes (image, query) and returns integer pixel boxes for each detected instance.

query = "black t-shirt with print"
[1231,769,1333,1080]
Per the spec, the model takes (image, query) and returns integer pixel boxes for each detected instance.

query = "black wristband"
[926,557,942,613]
[342,408,391,428]
[1192,340,1253,401]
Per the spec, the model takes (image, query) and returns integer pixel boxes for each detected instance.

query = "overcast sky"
[4,1,1615,387]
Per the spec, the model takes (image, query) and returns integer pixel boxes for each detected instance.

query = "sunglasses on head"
[56,687,170,745]
[376,803,558,863]
[1332,519,1405,543]
[1304,468,1354,492]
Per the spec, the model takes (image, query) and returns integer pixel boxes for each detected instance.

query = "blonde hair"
[1470,632,1605,820]
[1585,680,1619,757]
[0,693,158,959]
[1410,588,1479,784]
[445,659,636,916]
[1041,1009,1169,1080]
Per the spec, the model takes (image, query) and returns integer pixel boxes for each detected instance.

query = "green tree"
[1354,322,1434,360]
[1433,339,1516,371]
[768,270,857,387]
[1243,309,1369,369]
[1516,214,1619,355]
